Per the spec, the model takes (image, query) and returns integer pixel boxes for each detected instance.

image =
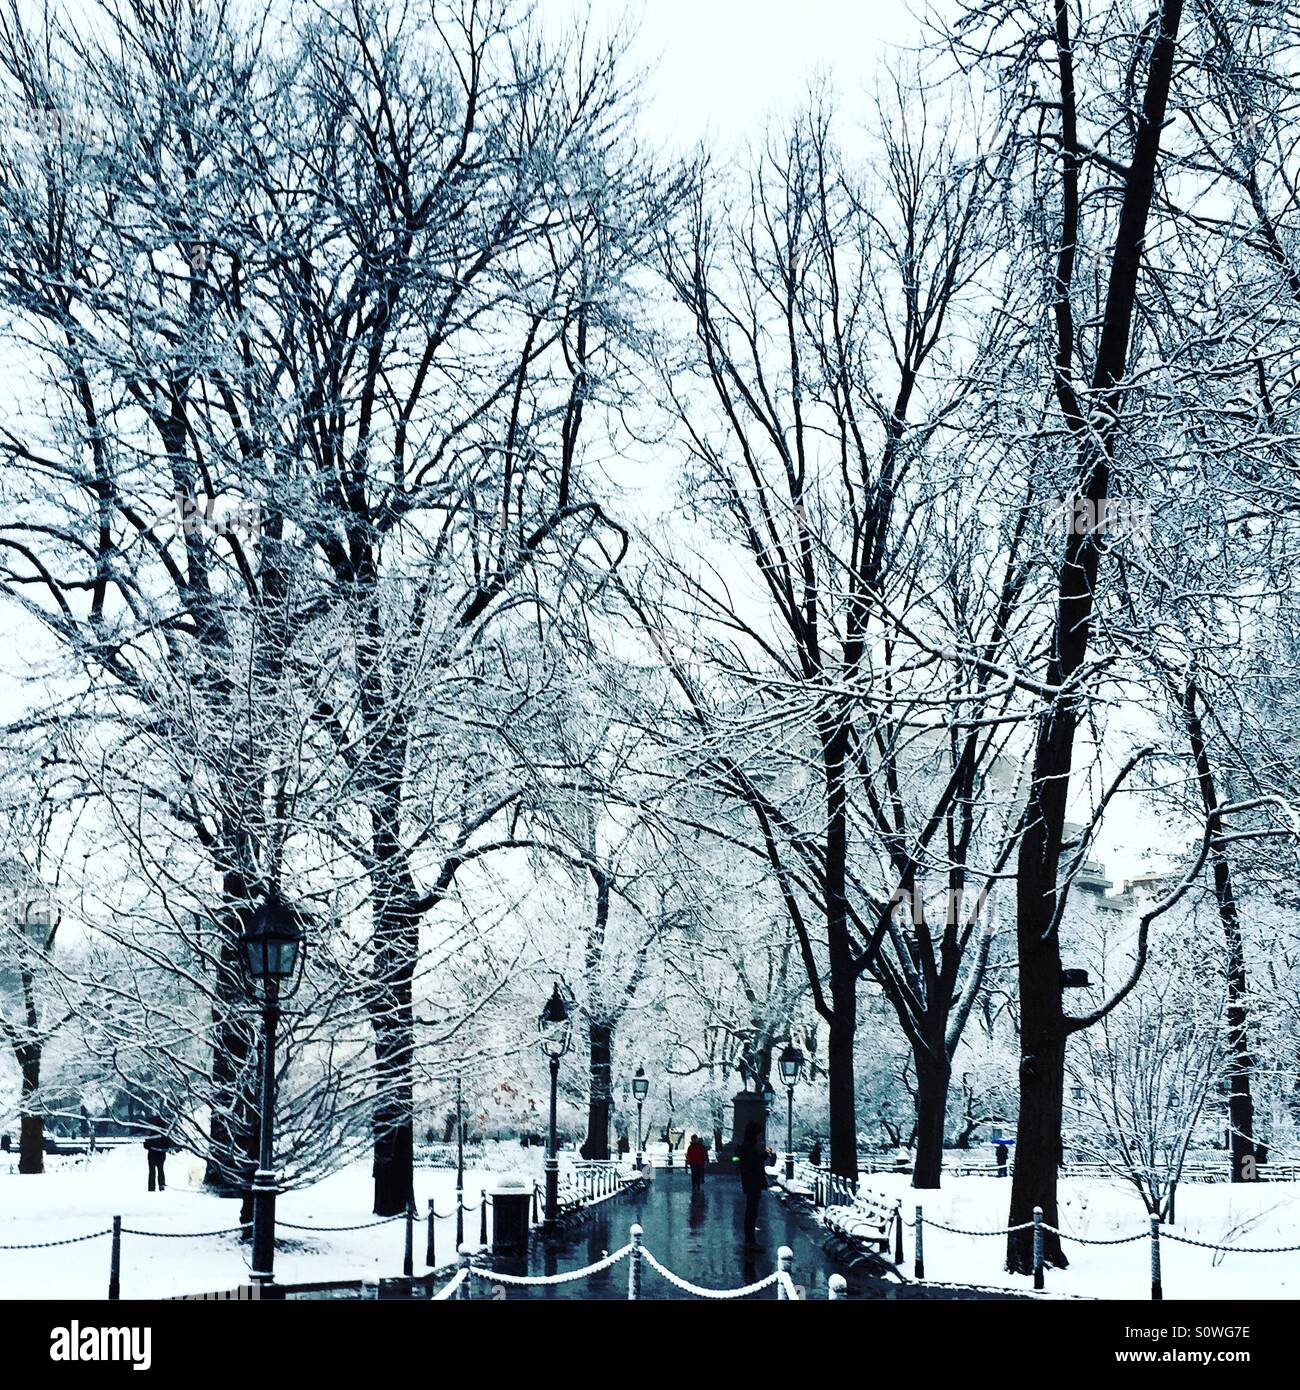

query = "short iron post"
[532,1181,540,1224]
[914,1204,925,1279]
[403,1197,415,1277]
[627,1223,643,1300]
[108,1215,121,1301]
[1032,1206,1045,1291]
[827,1273,847,1300]
[457,1244,472,1300]
[892,1200,904,1265]
[426,1198,436,1267]
[479,1189,488,1245]
[1150,1213,1163,1301]
[777,1245,795,1299]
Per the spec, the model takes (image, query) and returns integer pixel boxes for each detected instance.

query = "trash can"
[490,1175,533,1254]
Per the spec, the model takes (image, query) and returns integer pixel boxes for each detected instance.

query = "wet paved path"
[476,1169,866,1300]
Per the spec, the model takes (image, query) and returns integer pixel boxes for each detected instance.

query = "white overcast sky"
[600,0,926,155]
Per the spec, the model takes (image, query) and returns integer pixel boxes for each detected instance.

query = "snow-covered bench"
[822,1188,899,1256]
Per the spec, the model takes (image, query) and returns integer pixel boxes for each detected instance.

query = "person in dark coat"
[736,1122,768,1248]
[808,1138,822,1168]
[685,1134,708,1190]
[144,1121,172,1192]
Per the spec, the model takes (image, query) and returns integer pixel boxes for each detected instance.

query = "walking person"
[736,1122,768,1249]
[685,1133,708,1191]
[144,1120,172,1192]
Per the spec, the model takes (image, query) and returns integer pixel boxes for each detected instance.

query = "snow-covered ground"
[10,1146,1294,1301]
[0,1146,563,1300]
[841,1172,1300,1300]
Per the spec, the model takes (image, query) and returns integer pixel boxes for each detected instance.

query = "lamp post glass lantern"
[538,984,571,1223]
[240,892,307,1284]
[778,1042,803,1179]
[21,901,52,942]
[631,1065,649,1168]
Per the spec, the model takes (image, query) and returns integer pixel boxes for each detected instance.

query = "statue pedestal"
[716,1091,769,1169]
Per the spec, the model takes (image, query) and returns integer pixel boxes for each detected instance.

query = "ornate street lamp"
[537,983,571,1225]
[239,890,307,1285]
[631,1065,649,1168]
[21,898,55,946]
[778,1042,804,1180]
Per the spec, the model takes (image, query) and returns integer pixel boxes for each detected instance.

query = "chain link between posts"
[431,1267,469,1300]
[121,1225,250,1238]
[0,1228,112,1249]
[278,1214,407,1233]
[467,1242,633,1286]
[638,1246,781,1299]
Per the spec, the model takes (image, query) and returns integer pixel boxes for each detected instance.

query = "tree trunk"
[823,723,859,1182]
[579,1019,613,1160]
[1007,975,1067,1271]
[370,828,418,1216]
[372,1067,415,1215]
[205,875,259,1196]
[1180,681,1256,1181]
[371,899,417,1215]
[912,1050,950,1189]
[1007,0,1184,1273]
[18,1048,43,1175]
[1008,768,1071,1269]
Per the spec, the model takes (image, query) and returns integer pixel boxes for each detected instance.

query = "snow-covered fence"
[430,1223,835,1300]
[420,1160,631,1265]
[894,1202,1300,1300]
[412,1143,486,1169]
[0,1207,424,1299]
[794,1163,1300,1299]
[841,1153,1300,1184]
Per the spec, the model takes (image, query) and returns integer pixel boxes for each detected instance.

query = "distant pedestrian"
[736,1122,768,1249]
[808,1138,822,1168]
[685,1134,708,1190]
[144,1121,172,1192]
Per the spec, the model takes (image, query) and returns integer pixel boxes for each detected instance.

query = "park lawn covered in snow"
[852,1172,1300,1300]
[0,1147,530,1299]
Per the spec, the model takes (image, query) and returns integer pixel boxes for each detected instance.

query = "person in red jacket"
[685,1134,708,1190]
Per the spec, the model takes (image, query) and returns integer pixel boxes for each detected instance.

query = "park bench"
[821,1186,899,1255]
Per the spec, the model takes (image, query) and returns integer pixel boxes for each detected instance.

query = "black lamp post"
[631,1065,649,1168]
[537,983,571,1225]
[455,1073,465,1248]
[239,890,306,1286]
[778,1042,804,1179]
